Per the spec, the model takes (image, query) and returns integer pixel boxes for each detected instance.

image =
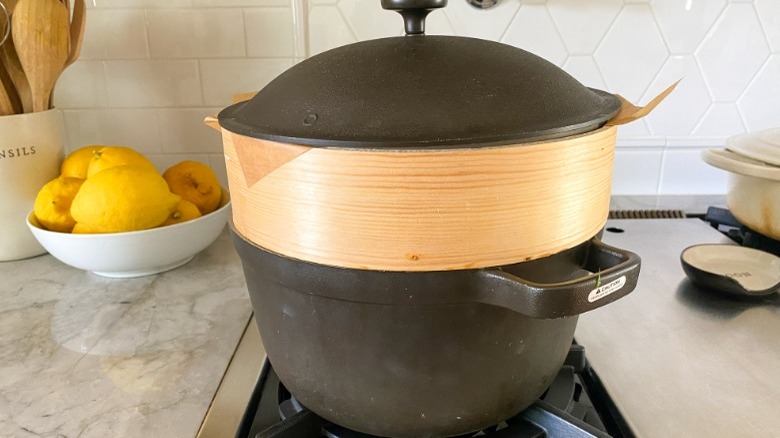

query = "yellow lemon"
[162,199,202,226]
[71,165,181,233]
[87,146,157,178]
[61,145,100,179]
[163,160,222,215]
[33,176,85,233]
[71,223,93,234]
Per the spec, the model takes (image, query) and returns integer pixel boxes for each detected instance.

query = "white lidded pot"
[703,127,780,240]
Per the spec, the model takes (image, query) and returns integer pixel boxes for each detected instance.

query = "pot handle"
[204,115,221,133]
[476,238,640,319]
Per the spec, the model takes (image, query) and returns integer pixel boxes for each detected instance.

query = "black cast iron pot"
[232,227,640,437]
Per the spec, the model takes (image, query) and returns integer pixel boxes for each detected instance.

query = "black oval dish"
[681,244,780,297]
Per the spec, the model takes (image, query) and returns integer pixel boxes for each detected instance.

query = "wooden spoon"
[65,0,86,68]
[0,0,32,112]
[12,0,70,113]
[1,32,33,113]
[0,61,21,115]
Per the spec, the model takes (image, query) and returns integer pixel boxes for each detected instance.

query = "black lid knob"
[381,0,447,35]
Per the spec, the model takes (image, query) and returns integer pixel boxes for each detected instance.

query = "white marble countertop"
[0,228,252,438]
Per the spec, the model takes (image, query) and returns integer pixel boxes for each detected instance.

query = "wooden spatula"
[65,0,86,68]
[12,0,69,112]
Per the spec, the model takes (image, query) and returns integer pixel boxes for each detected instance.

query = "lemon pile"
[34,146,222,234]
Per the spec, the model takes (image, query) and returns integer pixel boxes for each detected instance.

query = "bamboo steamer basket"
[207,0,674,272]
[221,126,615,271]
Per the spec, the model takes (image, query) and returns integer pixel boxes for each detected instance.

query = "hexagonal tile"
[562,56,607,90]
[756,0,780,51]
[426,11,456,36]
[501,5,567,66]
[616,120,659,148]
[695,3,769,102]
[651,0,726,54]
[547,0,622,55]
[444,0,519,40]
[693,104,746,138]
[308,6,356,56]
[738,55,780,132]
[338,0,401,40]
[594,5,668,102]
[643,56,711,136]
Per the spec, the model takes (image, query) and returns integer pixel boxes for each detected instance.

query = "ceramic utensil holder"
[0,109,64,261]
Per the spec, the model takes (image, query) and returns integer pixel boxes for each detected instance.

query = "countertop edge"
[198,316,266,438]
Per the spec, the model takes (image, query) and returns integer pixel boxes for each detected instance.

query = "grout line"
[689,102,713,135]
[647,2,671,55]
[592,2,624,57]
[752,1,774,53]
[496,3,522,42]
[334,4,358,42]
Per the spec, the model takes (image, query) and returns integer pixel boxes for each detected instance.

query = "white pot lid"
[725,127,780,166]
[702,148,780,181]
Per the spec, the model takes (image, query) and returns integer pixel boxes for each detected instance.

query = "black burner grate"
[704,207,780,256]
[242,345,613,438]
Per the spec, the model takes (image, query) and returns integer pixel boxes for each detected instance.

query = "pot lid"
[725,127,780,167]
[702,149,780,181]
[218,0,622,148]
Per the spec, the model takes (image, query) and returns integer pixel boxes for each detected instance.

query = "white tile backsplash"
[755,0,780,51]
[562,56,608,90]
[199,58,293,106]
[93,0,193,8]
[546,0,622,55]
[146,9,246,58]
[651,0,726,54]
[308,5,356,55]
[444,0,518,40]
[659,149,728,194]
[158,108,224,154]
[54,62,109,109]
[695,3,769,101]
[643,56,711,137]
[693,103,747,137]
[336,0,401,40]
[611,149,664,195]
[594,5,669,102]
[79,9,149,60]
[104,60,203,107]
[502,4,567,66]
[244,8,296,57]
[55,0,780,195]
[62,109,162,154]
[737,55,780,132]
[193,0,290,6]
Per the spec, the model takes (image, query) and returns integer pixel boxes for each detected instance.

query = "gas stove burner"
[245,345,616,438]
[704,207,780,256]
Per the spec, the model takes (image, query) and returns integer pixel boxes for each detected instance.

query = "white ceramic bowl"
[27,189,231,278]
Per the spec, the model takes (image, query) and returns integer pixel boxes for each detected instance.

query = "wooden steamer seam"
[226,126,617,271]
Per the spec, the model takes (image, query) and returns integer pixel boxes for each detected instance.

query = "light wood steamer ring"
[223,126,617,271]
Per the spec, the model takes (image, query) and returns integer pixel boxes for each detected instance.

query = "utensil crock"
[0,108,64,261]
